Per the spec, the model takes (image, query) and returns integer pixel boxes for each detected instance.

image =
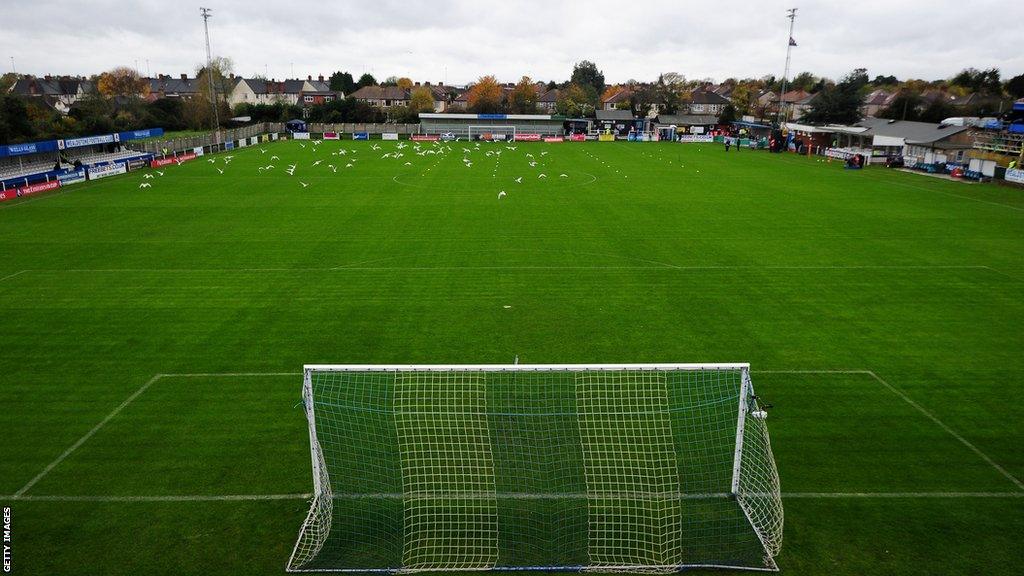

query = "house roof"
[351,85,411,100]
[602,89,631,104]
[596,109,635,121]
[148,76,200,95]
[10,77,93,97]
[689,90,731,105]
[538,88,559,103]
[656,114,720,125]
[779,89,810,104]
[852,117,970,145]
[863,89,892,106]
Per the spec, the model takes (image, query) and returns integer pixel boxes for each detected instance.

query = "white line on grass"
[865,370,1024,491]
[14,372,300,497]
[0,270,28,283]
[14,373,165,497]
[760,369,1024,492]
[6,492,1023,503]
[31,264,999,273]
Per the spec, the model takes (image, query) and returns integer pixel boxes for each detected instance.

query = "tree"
[789,71,818,92]
[878,91,924,121]
[357,73,377,88]
[409,86,435,113]
[719,104,738,124]
[951,67,1002,94]
[466,75,503,113]
[329,71,356,94]
[655,73,687,115]
[382,76,399,86]
[507,76,538,114]
[729,83,755,116]
[0,95,35,144]
[556,83,595,117]
[396,77,414,89]
[872,74,898,86]
[570,60,605,99]
[626,82,657,119]
[0,73,17,94]
[918,98,958,123]
[1007,73,1024,99]
[801,68,868,125]
[97,66,149,98]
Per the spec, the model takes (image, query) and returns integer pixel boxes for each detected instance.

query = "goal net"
[468,125,516,141]
[288,364,783,573]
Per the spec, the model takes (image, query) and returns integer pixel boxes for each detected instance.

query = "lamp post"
[200,7,220,138]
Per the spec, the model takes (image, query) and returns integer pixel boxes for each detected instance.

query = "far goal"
[288,364,783,573]
[468,125,516,141]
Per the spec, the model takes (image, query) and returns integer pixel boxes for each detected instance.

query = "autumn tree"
[556,83,595,117]
[409,86,435,113]
[97,67,149,98]
[507,76,538,114]
[466,75,503,113]
[397,77,414,89]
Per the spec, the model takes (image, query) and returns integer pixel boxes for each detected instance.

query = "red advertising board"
[0,179,60,203]
[514,133,542,142]
[543,137,564,143]
[570,134,586,142]
[411,134,440,141]
[323,132,340,140]
[151,152,197,168]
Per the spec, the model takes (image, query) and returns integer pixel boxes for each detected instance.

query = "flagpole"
[777,7,798,126]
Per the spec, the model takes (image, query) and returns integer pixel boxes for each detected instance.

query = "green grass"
[1,138,1022,575]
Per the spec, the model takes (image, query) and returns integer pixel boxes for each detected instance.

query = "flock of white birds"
[136,137,579,200]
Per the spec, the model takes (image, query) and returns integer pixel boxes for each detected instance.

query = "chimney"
[307,75,312,81]
[229,73,235,79]
[181,73,187,80]
[415,81,420,86]
[424,81,431,86]
[45,74,52,80]
[318,74,324,82]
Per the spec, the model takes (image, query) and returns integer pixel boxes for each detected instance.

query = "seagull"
[155,170,164,176]
[338,150,347,155]
[260,148,267,154]
[345,163,353,168]
[207,158,216,163]
[299,143,307,148]
[216,168,224,174]
[404,162,412,166]
[138,182,151,188]
[538,173,547,178]
[312,160,322,166]
[559,173,568,178]
[265,165,274,169]
[143,174,154,179]
[541,151,548,156]
[465,162,472,168]
[271,155,279,160]
[514,177,522,184]
[330,166,337,173]
[371,144,381,150]
[498,191,506,199]
[299,181,309,188]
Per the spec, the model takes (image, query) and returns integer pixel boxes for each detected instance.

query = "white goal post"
[467,125,517,141]
[288,363,783,573]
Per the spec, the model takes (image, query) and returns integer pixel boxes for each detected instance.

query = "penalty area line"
[14,371,301,497]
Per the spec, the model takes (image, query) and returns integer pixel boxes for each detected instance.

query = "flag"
[789,37,798,46]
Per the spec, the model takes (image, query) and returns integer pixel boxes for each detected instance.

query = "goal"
[468,125,516,141]
[287,364,783,573]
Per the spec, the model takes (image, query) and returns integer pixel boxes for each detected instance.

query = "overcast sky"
[3,0,1021,85]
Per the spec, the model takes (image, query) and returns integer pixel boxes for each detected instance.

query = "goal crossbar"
[288,363,783,573]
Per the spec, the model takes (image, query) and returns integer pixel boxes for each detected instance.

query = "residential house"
[228,75,336,109]
[7,76,95,114]
[146,74,201,100]
[537,88,559,113]
[687,90,731,116]
[861,89,894,117]
[602,89,631,111]
[352,85,412,108]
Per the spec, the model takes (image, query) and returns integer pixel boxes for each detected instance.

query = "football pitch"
[1,138,1023,575]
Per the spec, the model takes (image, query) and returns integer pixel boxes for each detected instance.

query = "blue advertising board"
[352,132,370,140]
[0,140,59,158]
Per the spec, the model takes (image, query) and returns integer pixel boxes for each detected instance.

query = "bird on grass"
[216,168,224,174]
[271,155,280,161]
[404,162,412,166]
[299,143,307,148]
[143,174,154,179]
[138,182,151,188]
[300,181,309,188]
[498,191,506,199]
[260,148,267,154]
[155,170,164,176]
[538,173,547,178]
[345,163,353,168]
[207,158,216,163]
[559,173,568,178]
[514,177,522,184]
[312,160,322,166]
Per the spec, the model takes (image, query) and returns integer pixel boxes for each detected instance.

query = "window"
[304,95,313,103]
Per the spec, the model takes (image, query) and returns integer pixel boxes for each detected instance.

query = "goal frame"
[467,125,517,142]
[288,363,780,574]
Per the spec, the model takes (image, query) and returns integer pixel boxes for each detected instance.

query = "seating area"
[64,148,145,166]
[0,156,60,181]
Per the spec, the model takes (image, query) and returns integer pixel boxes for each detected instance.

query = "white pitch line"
[865,370,1024,491]
[14,374,165,496]
[0,269,28,283]
[13,371,300,497]
[6,492,1022,503]
[28,264,998,273]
